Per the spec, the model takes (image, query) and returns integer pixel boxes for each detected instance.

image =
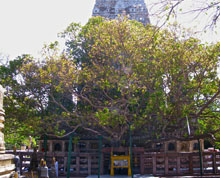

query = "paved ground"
[85,175,220,178]
[22,173,220,177]
[86,175,156,178]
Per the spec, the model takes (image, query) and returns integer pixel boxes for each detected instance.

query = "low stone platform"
[0,154,15,178]
[0,154,15,177]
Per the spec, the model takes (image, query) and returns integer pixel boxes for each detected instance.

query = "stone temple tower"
[92,0,150,25]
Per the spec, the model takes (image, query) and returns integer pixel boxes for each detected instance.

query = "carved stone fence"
[6,150,220,177]
[6,151,99,177]
[142,152,220,176]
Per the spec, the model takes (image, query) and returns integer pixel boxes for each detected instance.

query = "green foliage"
[59,17,220,142]
[72,136,80,144]
[0,55,41,147]
[2,17,220,145]
[21,137,37,147]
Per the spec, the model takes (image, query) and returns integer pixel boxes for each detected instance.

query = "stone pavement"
[86,175,156,178]
[85,175,220,178]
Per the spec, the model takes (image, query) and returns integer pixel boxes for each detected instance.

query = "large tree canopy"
[3,17,220,145]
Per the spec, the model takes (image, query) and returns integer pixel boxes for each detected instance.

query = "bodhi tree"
[21,17,220,145]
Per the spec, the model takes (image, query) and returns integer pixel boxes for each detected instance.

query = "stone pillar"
[0,85,15,178]
[38,141,42,152]
[61,141,65,152]
[49,141,53,152]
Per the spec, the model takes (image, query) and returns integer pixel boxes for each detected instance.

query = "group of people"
[30,148,58,178]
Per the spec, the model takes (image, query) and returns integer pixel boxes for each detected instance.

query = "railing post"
[189,154,193,174]
[88,154,91,175]
[140,152,144,175]
[64,156,68,175]
[198,139,203,176]
[67,133,74,178]
[101,152,104,175]
[165,154,168,175]
[153,154,156,175]
[177,155,180,175]
[128,123,133,178]
[19,153,23,175]
[212,152,217,174]
[98,136,103,178]
[76,155,80,174]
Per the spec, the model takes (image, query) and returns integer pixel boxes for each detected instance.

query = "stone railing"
[7,149,220,177]
[142,152,220,176]
[7,151,100,177]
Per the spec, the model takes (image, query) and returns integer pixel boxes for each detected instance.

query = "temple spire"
[92,0,150,25]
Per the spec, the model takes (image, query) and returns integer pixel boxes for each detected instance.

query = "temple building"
[92,0,150,25]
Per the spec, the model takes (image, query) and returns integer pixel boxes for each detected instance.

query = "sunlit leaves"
[59,17,220,142]
[3,16,220,145]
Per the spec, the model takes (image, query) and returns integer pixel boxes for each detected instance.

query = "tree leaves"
[3,17,220,146]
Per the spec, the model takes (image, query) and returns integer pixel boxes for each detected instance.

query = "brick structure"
[92,0,150,25]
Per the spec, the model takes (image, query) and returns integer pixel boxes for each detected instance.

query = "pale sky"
[0,0,95,60]
[0,0,219,61]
